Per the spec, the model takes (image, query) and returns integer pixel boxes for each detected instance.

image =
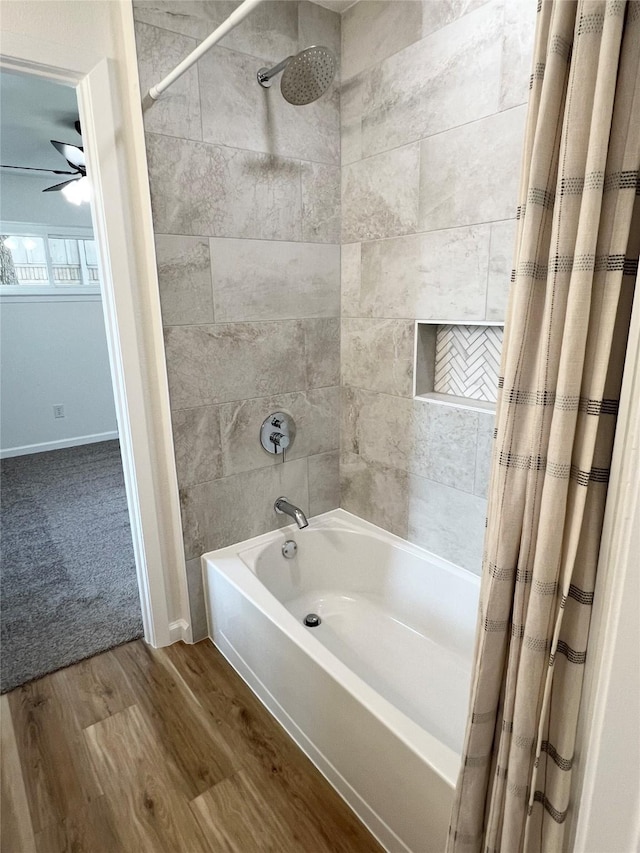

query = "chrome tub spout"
[274,496,308,529]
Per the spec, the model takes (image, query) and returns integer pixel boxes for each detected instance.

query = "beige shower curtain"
[447,1,640,851]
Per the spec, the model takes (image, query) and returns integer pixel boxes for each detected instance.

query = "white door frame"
[568,277,640,852]
[0,37,190,647]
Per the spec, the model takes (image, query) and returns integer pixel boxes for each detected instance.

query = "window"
[1,235,48,284]
[0,225,100,292]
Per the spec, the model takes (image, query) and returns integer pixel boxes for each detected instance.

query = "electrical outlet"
[53,405,65,419]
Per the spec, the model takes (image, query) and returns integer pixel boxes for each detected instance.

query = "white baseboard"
[168,619,192,645]
[0,431,119,459]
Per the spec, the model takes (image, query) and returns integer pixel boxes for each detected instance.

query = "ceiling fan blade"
[51,140,85,169]
[0,164,76,175]
[43,177,81,193]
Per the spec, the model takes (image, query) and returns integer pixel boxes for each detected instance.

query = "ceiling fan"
[1,120,87,196]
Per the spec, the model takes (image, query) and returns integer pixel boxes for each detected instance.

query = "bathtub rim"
[238,508,480,590]
[201,508,480,789]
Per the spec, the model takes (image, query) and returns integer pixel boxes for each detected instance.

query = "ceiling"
[312,0,357,13]
[0,70,81,173]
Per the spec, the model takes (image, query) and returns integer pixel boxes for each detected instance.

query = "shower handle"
[270,431,290,450]
[257,56,293,88]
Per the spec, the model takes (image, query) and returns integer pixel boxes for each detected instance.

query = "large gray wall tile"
[198,46,270,154]
[421,0,491,37]
[342,387,413,472]
[500,0,537,110]
[361,0,502,157]
[180,457,309,559]
[486,219,517,320]
[304,318,340,388]
[210,238,340,322]
[155,235,213,326]
[341,242,362,317]
[289,90,338,168]
[343,391,480,490]
[341,318,414,397]
[340,452,409,538]
[185,557,208,641]
[408,475,487,572]
[146,133,302,240]
[199,46,339,165]
[340,75,363,165]
[172,405,223,487]
[301,162,341,243]
[133,0,298,62]
[163,321,307,409]
[341,385,358,454]
[474,413,495,497]
[360,226,490,320]
[342,143,420,242]
[298,2,341,72]
[419,106,527,231]
[409,402,479,490]
[219,386,339,476]
[224,0,300,60]
[341,1,422,81]
[135,22,201,140]
[133,1,220,38]
[308,450,340,515]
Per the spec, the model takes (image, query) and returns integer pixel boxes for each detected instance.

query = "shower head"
[257,46,336,105]
[281,46,336,105]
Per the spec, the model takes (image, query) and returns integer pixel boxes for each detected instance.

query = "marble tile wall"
[133,0,341,638]
[339,0,536,573]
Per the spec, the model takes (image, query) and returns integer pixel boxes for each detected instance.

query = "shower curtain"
[447,1,640,851]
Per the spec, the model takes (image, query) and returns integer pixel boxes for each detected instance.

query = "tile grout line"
[169,383,341,415]
[180,445,341,495]
[152,217,516,246]
[144,128,340,169]
[485,221,494,321]
[340,101,529,168]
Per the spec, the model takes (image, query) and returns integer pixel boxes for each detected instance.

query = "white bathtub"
[202,509,479,852]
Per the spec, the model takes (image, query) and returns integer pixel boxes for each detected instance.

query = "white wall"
[0,19,124,466]
[0,1,119,64]
[0,296,118,456]
[0,172,93,228]
[1,118,115,456]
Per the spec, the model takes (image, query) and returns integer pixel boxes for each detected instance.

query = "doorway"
[0,70,143,691]
[0,10,198,656]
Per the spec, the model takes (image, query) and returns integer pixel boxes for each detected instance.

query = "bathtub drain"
[304,613,321,628]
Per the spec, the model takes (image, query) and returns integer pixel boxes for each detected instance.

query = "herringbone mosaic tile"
[434,325,503,403]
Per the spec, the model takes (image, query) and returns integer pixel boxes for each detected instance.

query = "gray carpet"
[1,440,143,693]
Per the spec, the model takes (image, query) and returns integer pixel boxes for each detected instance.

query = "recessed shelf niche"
[415,321,504,414]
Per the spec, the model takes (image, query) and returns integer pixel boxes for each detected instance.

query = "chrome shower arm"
[257,56,293,88]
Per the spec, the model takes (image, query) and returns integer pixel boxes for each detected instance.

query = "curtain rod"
[147,0,266,101]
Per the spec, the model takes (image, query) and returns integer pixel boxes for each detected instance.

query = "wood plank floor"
[1,640,383,853]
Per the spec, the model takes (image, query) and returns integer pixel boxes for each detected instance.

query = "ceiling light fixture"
[61,176,91,206]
